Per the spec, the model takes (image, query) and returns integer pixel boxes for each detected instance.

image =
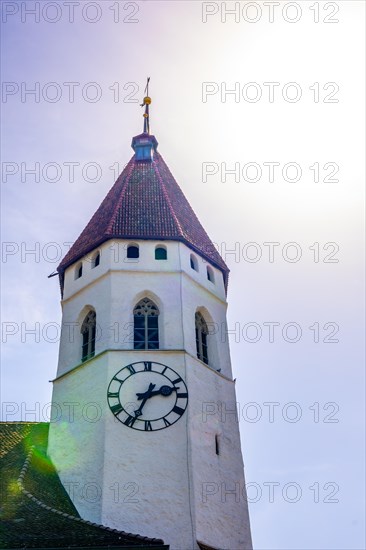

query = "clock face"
[107,361,188,431]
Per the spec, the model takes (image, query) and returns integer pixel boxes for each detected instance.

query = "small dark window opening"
[190,254,198,271]
[93,253,100,268]
[155,246,167,260]
[76,264,83,279]
[215,435,220,455]
[195,312,209,365]
[207,266,215,283]
[81,311,96,362]
[127,245,139,259]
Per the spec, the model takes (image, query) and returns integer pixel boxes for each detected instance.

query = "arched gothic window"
[81,310,96,362]
[134,298,159,350]
[195,312,209,365]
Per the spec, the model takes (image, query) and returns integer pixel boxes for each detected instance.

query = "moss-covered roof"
[0,423,168,549]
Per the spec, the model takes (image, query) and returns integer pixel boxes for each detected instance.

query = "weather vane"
[140,77,151,134]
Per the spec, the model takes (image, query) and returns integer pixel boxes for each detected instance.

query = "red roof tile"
[58,136,229,289]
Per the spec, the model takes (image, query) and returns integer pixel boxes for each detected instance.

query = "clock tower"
[48,89,252,550]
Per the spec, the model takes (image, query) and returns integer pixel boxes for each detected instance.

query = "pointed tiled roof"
[58,135,229,289]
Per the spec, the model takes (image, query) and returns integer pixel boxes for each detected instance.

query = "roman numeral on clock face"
[144,362,152,371]
[163,417,171,427]
[172,405,185,416]
[110,403,123,415]
[144,421,153,431]
[126,365,136,375]
[124,415,136,427]
[172,377,182,385]
[107,391,120,399]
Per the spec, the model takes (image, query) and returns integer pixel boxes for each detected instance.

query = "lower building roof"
[0,422,168,549]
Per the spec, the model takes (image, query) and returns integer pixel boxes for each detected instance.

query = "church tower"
[48,87,252,550]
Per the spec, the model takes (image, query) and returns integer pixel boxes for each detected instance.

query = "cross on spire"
[141,77,151,134]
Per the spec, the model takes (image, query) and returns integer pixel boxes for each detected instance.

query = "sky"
[1,1,365,549]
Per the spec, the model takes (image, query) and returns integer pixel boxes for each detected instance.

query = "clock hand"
[139,386,180,399]
[134,384,180,417]
[134,383,156,417]
[136,383,156,400]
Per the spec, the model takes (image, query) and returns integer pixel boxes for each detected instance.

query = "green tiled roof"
[0,423,168,549]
